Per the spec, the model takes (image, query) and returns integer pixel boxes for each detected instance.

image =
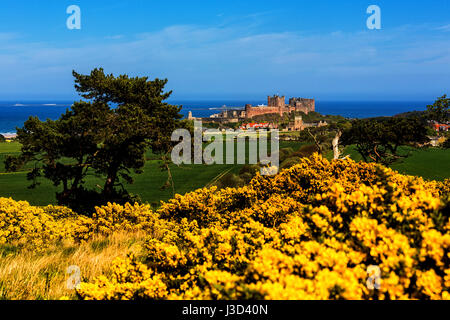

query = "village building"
[239,122,278,130]
[432,123,450,132]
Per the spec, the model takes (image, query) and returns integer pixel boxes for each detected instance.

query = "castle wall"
[245,98,315,119]
[245,105,287,118]
[204,96,315,120]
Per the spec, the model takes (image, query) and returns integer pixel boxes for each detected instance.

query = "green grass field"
[0,141,305,206]
[332,145,450,181]
[1,141,448,207]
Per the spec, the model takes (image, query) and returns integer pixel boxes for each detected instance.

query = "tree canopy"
[341,117,429,165]
[444,137,450,149]
[298,121,351,155]
[6,68,182,213]
[427,95,449,123]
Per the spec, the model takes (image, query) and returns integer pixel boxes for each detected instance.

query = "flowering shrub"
[0,198,63,246]
[75,155,450,300]
[0,200,156,246]
[1,154,449,299]
[438,178,450,197]
[78,254,168,300]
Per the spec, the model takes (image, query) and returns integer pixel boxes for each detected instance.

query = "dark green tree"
[443,137,450,149]
[341,117,429,165]
[0,134,5,143]
[427,95,449,123]
[6,68,182,213]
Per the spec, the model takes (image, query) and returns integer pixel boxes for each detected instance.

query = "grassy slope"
[2,141,447,206]
[0,231,147,300]
[332,145,450,181]
[0,141,304,206]
[390,148,450,181]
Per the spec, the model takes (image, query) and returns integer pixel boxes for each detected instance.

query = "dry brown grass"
[0,231,147,300]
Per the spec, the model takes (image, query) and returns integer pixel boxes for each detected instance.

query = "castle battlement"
[245,95,315,119]
[200,94,316,122]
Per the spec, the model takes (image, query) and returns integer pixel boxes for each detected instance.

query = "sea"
[0,100,430,135]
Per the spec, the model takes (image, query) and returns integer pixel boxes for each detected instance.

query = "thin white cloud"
[0,23,449,98]
[436,24,450,31]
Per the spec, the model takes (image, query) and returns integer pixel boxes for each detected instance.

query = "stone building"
[288,97,315,114]
[284,117,328,132]
[268,95,286,108]
[244,95,315,119]
[191,94,316,123]
[289,116,304,131]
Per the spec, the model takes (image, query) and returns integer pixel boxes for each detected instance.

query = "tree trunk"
[332,131,342,160]
[103,165,118,196]
[307,128,322,155]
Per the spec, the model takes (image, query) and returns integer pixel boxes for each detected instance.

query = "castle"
[189,95,323,132]
[205,95,315,121]
[244,95,315,119]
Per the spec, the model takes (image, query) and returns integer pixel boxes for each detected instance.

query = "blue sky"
[0,0,449,101]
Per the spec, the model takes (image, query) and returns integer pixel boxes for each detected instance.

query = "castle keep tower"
[289,97,315,114]
[267,95,285,108]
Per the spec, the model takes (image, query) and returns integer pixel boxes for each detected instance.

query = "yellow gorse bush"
[0,198,63,246]
[1,154,449,299]
[0,199,156,246]
[76,154,450,300]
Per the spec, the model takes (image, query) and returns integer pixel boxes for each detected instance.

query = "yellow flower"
[2,154,449,300]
